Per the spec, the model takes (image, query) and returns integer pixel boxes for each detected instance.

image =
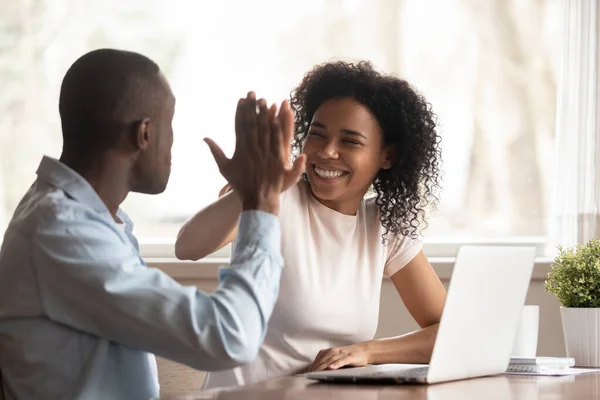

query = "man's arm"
[177,95,303,261]
[32,93,305,372]
[34,209,282,371]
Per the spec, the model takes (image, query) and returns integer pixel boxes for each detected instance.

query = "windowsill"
[148,257,554,281]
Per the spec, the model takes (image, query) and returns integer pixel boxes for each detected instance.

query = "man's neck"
[60,152,131,220]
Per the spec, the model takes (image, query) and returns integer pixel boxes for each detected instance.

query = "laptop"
[304,245,536,385]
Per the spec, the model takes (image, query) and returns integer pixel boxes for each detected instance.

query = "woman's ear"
[381,146,394,170]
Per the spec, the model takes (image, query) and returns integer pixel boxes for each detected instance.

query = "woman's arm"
[390,250,446,328]
[361,251,445,364]
[175,185,241,261]
[309,251,446,370]
[176,99,299,261]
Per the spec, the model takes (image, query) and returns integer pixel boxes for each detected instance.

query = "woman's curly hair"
[290,60,442,242]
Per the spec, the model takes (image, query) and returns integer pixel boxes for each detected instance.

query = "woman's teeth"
[314,166,347,179]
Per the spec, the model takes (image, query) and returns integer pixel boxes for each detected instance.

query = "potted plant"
[545,238,600,367]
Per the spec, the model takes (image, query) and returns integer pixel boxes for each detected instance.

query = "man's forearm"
[206,210,283,365]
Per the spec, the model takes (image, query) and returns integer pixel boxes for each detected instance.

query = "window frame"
[140,236,551,280]
[138,236,548,260]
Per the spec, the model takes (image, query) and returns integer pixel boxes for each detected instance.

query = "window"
[0,0,560,257]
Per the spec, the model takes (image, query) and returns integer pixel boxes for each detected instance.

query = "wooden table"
[167,373,600,399]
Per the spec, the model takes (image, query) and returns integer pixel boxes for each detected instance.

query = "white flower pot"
[560,307,600,367]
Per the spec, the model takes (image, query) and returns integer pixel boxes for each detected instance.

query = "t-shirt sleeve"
[383,234,424,277]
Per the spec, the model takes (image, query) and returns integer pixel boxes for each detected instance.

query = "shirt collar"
[36,156,133,228]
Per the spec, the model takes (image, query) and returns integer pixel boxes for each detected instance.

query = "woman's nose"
[317,140,339,159]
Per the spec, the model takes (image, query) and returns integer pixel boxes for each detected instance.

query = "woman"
[176,61,446,389]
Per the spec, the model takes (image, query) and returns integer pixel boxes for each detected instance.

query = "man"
[0,49,305,399]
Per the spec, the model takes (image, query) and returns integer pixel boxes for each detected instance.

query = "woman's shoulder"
[363,195,383,229]
[284,179,308,200]
[363,195,423,246]
[363,195,379,213]
[279,180,309,212]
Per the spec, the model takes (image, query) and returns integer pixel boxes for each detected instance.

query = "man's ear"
[135,117,152,150]
[381,146,394,170]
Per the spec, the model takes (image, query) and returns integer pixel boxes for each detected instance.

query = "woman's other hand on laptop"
[308,342,370,372]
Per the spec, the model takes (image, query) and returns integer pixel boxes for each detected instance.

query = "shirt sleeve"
[32,208,283,371]
[383,234,424,277]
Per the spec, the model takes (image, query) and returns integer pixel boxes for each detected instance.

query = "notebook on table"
[507,357,575,373]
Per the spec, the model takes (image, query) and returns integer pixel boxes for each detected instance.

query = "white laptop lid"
[427,246,536,383]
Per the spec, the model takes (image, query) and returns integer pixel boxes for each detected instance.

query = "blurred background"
[0,0,560,248]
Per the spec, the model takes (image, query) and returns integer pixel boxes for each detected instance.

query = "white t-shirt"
[202,181,422,389]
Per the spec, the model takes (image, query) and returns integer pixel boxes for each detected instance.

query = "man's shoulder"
[8,182,106,238]
[4,183,137,268]
[0,184,103,274]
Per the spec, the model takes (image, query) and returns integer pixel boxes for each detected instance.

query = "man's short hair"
[59,49,167,154]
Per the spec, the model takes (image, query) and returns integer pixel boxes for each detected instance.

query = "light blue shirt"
[0,156,283,400]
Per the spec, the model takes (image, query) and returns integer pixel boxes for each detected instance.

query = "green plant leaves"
[545,239,600,307]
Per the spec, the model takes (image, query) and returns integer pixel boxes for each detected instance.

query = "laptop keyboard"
[365,366,429,378]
